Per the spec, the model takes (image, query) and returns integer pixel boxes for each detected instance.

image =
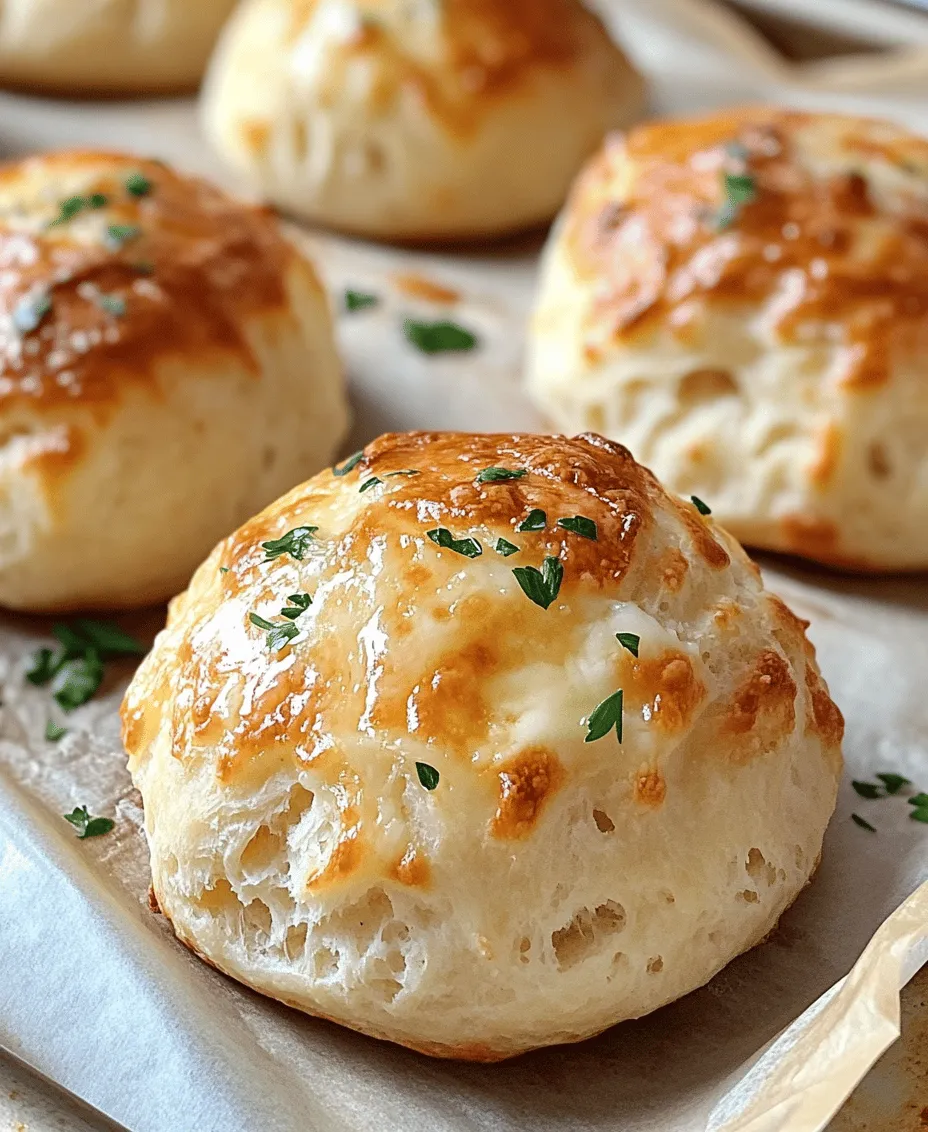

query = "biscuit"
[201,0,645,240]
[123,430,842,1060]
[0,150,348,610]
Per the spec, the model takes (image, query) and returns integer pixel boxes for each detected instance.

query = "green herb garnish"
[345,290,379,312]
[512,556,563,610]
[385,469,420,479]
[333,451,364,476]
[45,720,67,742]
[359,477,382,493]
[476,467,527,484]
[261,526,317,561]
[27,620,145,712]
[875,773,911,795]
[249,612,300,652]
[403,319,477,354]
[716,172,757,229]
[911,808,928,824]
[585,689,624,744]
[54,650,104,711]
[219,566,230,574]
[106,223,141,249]
[125,172,152,197]
[280,593,312,619]
[48,194,107,227]
[416,762,440,790]
[852,813,876,832]
[557,515,597,541]
[64,805,114,840]
[616,632,640,657]
[96,293,126,317]
[12,291,52,335]
[852,781,882,800]
[517,509,547,532]
[907,793,928,808]
[426,528,482,558]
[495,538,519,557]
[691,496,712,516]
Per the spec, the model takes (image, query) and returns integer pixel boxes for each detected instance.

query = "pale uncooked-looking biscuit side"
[123,431,842,1060]
[0,0,238,94]
[201,0,645,240]
[527,109,928,570]
[0,150,349,611]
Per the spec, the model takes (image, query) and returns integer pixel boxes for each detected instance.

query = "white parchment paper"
[0,2,927,1128]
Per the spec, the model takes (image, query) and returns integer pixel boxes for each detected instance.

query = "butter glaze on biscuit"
[123,430,842,1059]
[201,0,645,240]
[528,108,928,570]
[0,150,347,611]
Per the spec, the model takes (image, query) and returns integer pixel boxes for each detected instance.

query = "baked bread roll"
[122,431,842,1060]
[0,150,348,611]
[200,0,645,241]
[527,109,928,571]
[0,0,237,95]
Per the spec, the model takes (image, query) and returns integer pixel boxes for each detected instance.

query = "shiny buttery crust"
[201,0,645,240]
[123,431,842,1060]
[0,150,348,611]
[0,0,237,95]
[527,108,928,570]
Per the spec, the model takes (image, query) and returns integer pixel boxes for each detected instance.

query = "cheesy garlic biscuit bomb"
[528,109,928,570]
[123,431,842,1061]
[201,0,645,241]
[0,0,238,95]
[0,151,347,612]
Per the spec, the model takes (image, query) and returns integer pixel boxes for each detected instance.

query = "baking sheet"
[1,1,927,1129]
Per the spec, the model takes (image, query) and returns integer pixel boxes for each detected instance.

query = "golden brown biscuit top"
[122,431,841,896]
[0,150,294,409]
[565,109,928,389]
[288,0,613,136]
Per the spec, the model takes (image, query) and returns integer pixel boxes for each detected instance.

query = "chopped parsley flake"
[716,172,757,229]
[48,194,107,227]
[476,467,527,484]
[12,291,52,335]
[261,526,317,561]
[517,509,547,532]
[557,515,597,540]
[96,293,126,317]
[495,538,519,557]
[345,290,379,312]
[512,556,563,610]
[280,593,312,620]
[359,477,382,493]
[911,808,928,825]
[333,451,364,476]
[852,780,882,800]
[691,496,712,516]
[385,469,420,479]
[64,805,114,840]
[416,762,440,790]
[45,720,67,742]
[908,793,928,808]
[875,772,911,795]
[426,528,482,558]
[219,566,230,574]
[249,612,300,652]
[852,813,876,832]
[106,223,141,249]
[585,689,624,744]
[403,318,477,354]
[616,632,640,657]
[27,620,145,713]
[125,172,152,197]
